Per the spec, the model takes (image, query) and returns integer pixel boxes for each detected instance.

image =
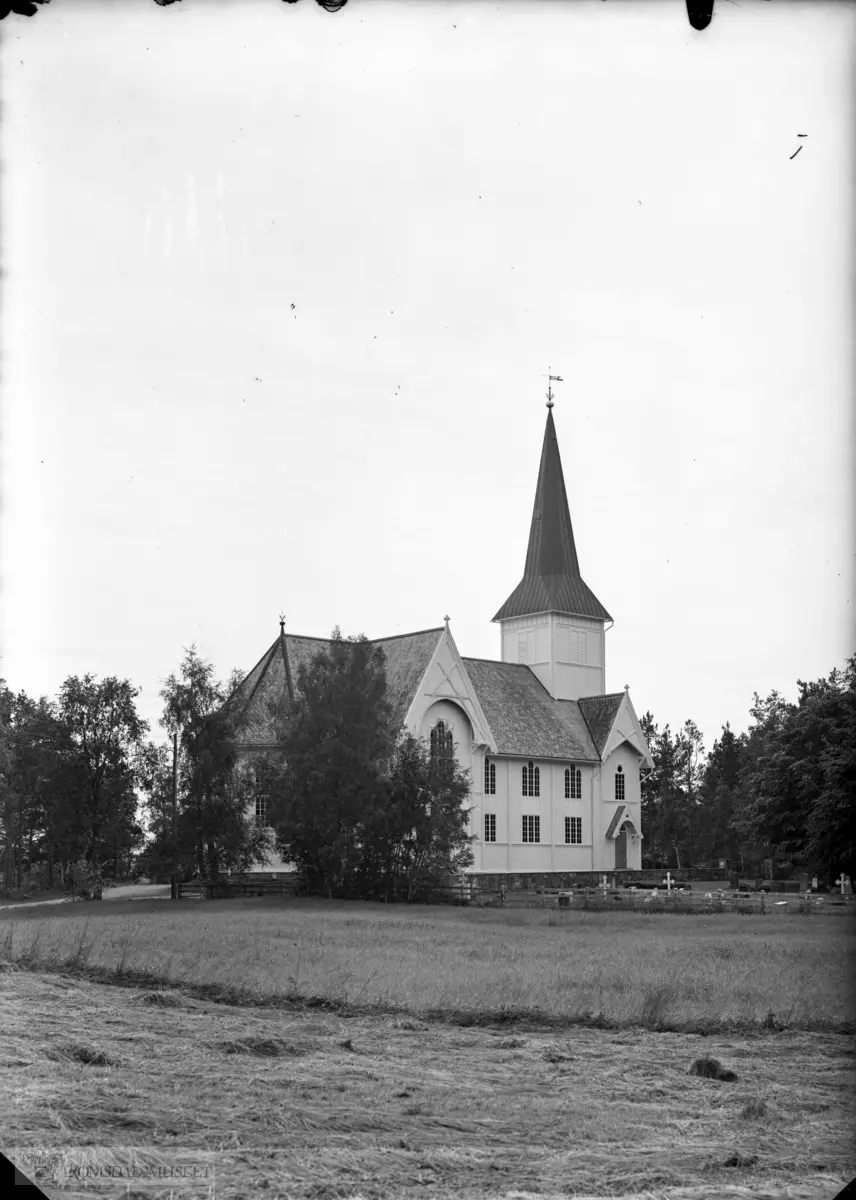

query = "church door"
[615,827,627,870]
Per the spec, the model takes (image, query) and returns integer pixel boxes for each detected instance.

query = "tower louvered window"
[565,766,581,799]
[430,720,454,761]
[522,761,540,797]
[484,758,496,795]
[615,765,625,800]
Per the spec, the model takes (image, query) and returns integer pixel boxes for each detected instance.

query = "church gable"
[600,693,653,767]
[404,628,496,751]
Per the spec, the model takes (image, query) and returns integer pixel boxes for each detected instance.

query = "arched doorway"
[615,822,630,869]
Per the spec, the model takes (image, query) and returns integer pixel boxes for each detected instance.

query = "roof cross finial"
[444,614,450,630]
[543,367,563,409]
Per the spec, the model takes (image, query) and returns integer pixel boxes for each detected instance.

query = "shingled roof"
[492,409,612,623]
[226,628,443,748]
[578,693,625,758]
[462,658,600,761]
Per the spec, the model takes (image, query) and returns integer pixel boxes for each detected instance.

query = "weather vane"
[279,612,286,633]
[543,368,563,409]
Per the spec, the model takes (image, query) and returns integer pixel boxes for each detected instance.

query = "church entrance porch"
[615,825,628,869]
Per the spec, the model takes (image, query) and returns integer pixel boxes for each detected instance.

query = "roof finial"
[279,612,286,634]
[624,683,630,694]
[444,614,450,630]
[543,367,563,409]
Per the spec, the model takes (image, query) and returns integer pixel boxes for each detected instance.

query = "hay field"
[2,898,853,1031]
[1,964,854,1200]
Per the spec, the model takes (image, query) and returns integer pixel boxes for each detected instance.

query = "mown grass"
[2,897,853,1032]
[2,968,854,1200]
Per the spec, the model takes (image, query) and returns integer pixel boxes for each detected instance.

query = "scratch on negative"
[790,146,802,160]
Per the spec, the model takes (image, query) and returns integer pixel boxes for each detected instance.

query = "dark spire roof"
[492,409,612,623]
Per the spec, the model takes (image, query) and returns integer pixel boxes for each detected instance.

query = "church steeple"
[493,407,611,624]
[493,403,610,700]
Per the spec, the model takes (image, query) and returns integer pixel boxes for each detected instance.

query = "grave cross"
[836,872,848,895]
[662,871,674,893]
[600,874,609,894]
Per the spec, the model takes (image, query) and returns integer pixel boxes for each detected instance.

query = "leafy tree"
[357,733,473,901]
[160,647,268,881]
[270,629,396,897]
[53,675,148,898]
[136,739,176,881]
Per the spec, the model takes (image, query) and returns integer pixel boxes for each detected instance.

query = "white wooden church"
[227,401,652,877]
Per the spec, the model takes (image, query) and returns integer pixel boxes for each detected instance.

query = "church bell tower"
[492,396,611,701]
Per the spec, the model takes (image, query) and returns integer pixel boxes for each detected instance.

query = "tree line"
[1,641,852,897]
[0,631,472,899]
[640,656,855,879]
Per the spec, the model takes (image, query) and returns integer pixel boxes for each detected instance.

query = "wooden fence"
[176,878,853,913]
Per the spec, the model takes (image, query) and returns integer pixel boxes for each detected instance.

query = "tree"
[639,714,691,867]
[270,629,396,897]
[357,734,473,901]
[0,683,15,892]
[136,740,175,881]
[53,675,148,898]
[734,661,856,880]
[160,647,269,881]
[697,722,746,866]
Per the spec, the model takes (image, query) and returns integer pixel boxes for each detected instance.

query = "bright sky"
[1,0,853,755]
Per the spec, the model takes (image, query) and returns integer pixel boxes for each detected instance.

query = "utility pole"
[170,730,178,900]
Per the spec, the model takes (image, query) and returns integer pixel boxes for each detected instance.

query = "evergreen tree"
[697,722,745,866]
[270,630,396,897]
[735,660,856,879]
[639,714,690,867]
[357,733,473,901]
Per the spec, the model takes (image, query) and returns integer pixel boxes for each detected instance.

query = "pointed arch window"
[522,761,540,797]
[430,720,454,761]
[615,764,625,801]
[565,766,582,800]
[255,794,269,828]
[484,757,496,795]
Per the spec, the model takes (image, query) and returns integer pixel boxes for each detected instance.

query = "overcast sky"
[1,0,853,754]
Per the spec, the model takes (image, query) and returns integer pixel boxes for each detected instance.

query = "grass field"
[2,898,855,1199]
[2,897,853,1031]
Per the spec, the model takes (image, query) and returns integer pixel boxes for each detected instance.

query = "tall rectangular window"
[564,767,582,800]
[522,762,540,797]
[615,767,625,801]
[484,813,496,842]
[484,758,496,795]
[522,814,540,843]
[565,816,582,845]
[255,795,269,828]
